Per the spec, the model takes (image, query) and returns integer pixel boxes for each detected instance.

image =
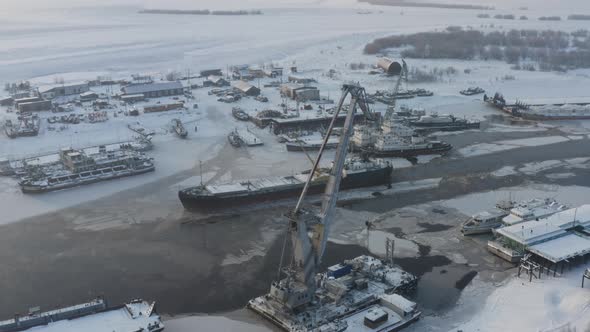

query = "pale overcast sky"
[3,0,589,11]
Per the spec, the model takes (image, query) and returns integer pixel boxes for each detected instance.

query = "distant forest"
[365,27,590,71]
[139,9,263,16]
[358,0,493,10]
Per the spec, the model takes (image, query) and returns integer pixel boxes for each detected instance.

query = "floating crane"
[250,84,421,332]
[269,83,375,309]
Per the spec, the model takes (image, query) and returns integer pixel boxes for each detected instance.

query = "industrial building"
[40,82,90,99]
[17,100,52,112]
[203,76,229,87]
[231,65,254,81]
[120,94,146,103]
[232,80,260,96]
[14,96,42,106]
[121,82,184,98]
[264,67,283,78]
[280,84,320,101]
[0,97,14,106]
[288,75,316,84]
[377,58,403,75]
[80,91,98,102]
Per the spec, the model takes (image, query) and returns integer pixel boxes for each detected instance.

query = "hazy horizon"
[4,0,590,11]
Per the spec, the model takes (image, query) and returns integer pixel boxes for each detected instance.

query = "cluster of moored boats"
[461,197,567,235]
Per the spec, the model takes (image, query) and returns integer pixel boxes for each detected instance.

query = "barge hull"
[179,166,392,211]
[364,145,452,158]
[20,166,155,194]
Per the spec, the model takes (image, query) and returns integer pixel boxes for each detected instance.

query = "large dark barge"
[178,159,392,211]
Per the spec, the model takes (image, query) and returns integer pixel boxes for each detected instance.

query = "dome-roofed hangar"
[377,57,402,75]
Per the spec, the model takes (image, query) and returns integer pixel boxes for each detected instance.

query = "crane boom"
[383,59,408,121]
[281,84,374,307]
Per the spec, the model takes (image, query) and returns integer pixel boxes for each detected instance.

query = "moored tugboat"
[363,133,452,158]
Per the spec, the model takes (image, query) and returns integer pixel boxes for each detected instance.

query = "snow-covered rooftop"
[17,301,162,332]
[122,82,183,95]
[528,233,590,263]
[497,205,590,247]
[496,222,566,246]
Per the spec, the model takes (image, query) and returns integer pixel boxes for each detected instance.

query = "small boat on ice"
[232,107,250,121]
[171,118,188,138]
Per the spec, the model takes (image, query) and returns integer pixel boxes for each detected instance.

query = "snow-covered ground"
[452,264,590,332]
[1,2,590,331]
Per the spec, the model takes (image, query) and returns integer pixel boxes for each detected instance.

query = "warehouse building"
[14,96,42,107]
[120,94,146,103]
[80,91,99,102]
[203,76,230,87]
[233,80,260,96]
[18,100,52,112]
[121,82,184,98]
[377,58,403,75]
[40,82,90,99]
[280,84,320,101]
[288,75,316,84]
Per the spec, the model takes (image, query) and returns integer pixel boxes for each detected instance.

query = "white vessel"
[502,198,568,226]
[463,198,567,235]
[461,209,508,235]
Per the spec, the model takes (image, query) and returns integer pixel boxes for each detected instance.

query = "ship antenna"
[199,160,203,187]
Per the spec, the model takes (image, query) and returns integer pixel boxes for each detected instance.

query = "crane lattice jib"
[288,84,374,291]
[384,59,408,122]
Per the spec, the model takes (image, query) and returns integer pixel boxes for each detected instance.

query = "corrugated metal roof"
[122,82,183,95]
[232,80,256,92]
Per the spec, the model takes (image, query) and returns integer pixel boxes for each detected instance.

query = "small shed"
[233,81,260,96]
[377,58,403,75]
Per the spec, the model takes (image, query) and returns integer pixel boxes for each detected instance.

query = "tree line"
[364,27,590,71]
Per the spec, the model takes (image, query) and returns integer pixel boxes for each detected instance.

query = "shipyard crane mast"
[272,84,374,310]
[383,59,408,122]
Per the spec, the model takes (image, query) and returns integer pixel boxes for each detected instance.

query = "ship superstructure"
[352,61,452,157]
[501,198,568,226]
